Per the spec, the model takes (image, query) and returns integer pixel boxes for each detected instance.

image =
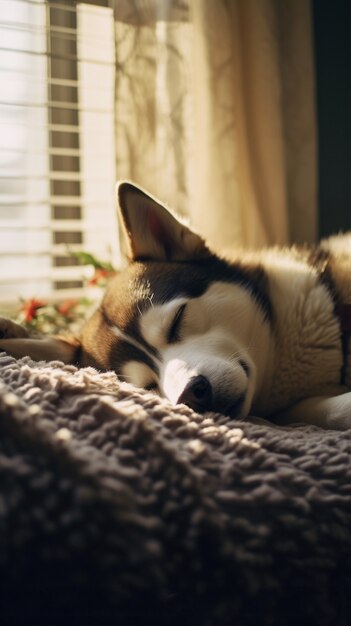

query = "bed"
[1,351,351,625]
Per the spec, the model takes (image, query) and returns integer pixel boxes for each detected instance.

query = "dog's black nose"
[177,375,212,412]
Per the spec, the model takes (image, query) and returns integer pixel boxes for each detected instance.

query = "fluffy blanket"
[1,352,351,626]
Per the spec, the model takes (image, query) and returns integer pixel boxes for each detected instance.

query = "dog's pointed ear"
[0,335,80,364]
[117,182,209,261]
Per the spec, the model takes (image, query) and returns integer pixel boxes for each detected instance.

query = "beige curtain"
[114,0,317,249]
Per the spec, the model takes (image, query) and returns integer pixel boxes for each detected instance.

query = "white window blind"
[0,0,119,307]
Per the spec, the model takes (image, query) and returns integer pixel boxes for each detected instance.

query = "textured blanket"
[1,352,351,626]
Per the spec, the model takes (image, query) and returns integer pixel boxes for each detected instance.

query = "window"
[0,0,119,308]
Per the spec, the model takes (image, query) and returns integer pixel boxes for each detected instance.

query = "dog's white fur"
[0,182,350,429]
[132,283,268,419]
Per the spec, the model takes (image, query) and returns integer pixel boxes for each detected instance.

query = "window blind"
[0,0,119,307]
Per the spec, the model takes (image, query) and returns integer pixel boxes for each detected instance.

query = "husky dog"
[1,183,351,429]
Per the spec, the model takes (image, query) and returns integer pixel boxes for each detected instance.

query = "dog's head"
[5,183,272,418]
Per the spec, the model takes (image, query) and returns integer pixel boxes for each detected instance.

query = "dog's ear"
[0,335,80,364]
[117,182,209,261]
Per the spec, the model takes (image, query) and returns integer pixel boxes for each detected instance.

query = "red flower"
[21,298,46,322]
[57,299,78,316]
[88,268,113,286]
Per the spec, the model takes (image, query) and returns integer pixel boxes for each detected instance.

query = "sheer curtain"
[113,0,317,249]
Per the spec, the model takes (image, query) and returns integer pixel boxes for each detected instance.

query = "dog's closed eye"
[167,303,186,344]
[144,381,159,392]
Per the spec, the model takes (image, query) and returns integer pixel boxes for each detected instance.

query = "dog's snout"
[177,375,212,412]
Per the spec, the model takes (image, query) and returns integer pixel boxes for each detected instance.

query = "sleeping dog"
[1,182,351,429]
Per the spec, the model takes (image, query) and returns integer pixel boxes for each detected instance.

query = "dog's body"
[1,183,351,429]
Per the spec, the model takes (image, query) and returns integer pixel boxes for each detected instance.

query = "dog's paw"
[274,392,351,430]
[0,317,29,340]
[324,393,351,430]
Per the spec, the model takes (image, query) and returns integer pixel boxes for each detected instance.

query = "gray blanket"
[1,352,351,626]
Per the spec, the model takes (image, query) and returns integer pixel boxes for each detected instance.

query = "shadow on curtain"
[113,0,317,249]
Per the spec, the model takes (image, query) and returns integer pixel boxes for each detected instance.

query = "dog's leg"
[0,317,29,339]
[0,317,79,363]
[272,392,351,430]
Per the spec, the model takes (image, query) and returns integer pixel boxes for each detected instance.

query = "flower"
[88,267,114,286]
[14,251,115,332]
[21,298,47,322]
[57,299,79,316]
